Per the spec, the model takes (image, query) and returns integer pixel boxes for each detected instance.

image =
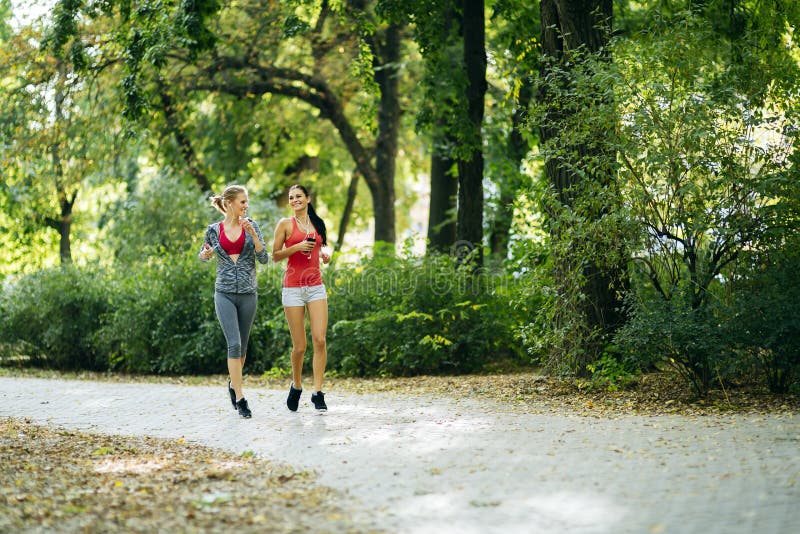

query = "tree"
[378,0,487,260]
[536,0,628,372]
[455,0,487,265]
[0,19,125,270]
[46,0,409,247]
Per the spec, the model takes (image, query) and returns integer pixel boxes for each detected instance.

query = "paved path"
[1,377,798,533]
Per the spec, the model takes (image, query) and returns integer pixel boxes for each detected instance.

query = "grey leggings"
[214,291,258,359]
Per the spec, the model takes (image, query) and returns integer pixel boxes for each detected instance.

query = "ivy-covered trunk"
[538,0,627,372]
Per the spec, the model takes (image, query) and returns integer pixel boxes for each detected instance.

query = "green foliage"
[0,252,533,377]
[0,18,131,273]
[585,351,639,392]
[604,14,800,396]
[0,0,11,41]
[103,172,216,265]
[92,258,218,374]
[613,284,730,398]
[614,19,796,311]
[728,244,800,393]
[530,11,799,391]
[0,267,111,370]
[92,258,286,375]
[324,251,530,376]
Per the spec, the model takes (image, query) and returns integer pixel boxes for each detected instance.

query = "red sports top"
[284,217,323,287]
[219,222,245,256]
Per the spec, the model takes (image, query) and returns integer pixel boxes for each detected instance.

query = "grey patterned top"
[199,218,270,294]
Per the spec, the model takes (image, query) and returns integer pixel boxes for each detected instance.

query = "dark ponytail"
[290,184,327,245]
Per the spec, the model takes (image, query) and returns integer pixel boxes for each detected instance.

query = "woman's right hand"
[298,240,315,253]
[201,243,214,260]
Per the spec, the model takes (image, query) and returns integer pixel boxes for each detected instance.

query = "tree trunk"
[56,190,74,265]
[427,135,458,253]
[336,172,360,251]
[50,65,73,265]
[539,0,627,365]
[456,0,487,265]
[371,23,402,246]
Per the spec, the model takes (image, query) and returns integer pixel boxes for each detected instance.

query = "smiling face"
[229,193,249,219]
[288,187,310,215]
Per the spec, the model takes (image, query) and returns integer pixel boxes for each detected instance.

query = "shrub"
[586,350,640,392]
[325,252,528,376]
[0,267,111,370]
[728,248,800,393]
[94,258,289,375]
[92,258,217,373]
[613,285,732,397]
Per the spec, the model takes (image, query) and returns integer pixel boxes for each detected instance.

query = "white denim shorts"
[282,284,327,307]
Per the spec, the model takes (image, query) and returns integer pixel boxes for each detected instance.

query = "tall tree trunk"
[371,23,402,247]
[50,64,73,265]
[336,172,360,251]
[427,133,458,253]
[56,188,75,265]
[539,0,627,369]
[456,0,487,265]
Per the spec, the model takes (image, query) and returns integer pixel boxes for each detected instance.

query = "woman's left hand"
[321,247,331,264]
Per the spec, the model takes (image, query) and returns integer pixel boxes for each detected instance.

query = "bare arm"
[271,218,313,262]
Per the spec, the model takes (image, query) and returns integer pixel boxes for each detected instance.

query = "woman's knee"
[311,335,326,350]
[291,342,307,355]
[227,343,242,359]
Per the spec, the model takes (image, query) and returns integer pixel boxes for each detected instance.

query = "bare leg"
[306,298,328,392]
[284,306,308,389]
[228,355,246,400]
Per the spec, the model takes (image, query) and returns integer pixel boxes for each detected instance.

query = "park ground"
[1,369,798,533]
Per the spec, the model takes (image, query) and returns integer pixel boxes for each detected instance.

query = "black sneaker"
[311,391,327,412]
[227,380,237,410]
[236,398,252,418]
[286,384,302,412]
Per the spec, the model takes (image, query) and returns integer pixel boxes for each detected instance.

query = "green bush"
[728,248,800,393]
[0,251,530,378]
[0,267,111,370]
[325,252,528,376]
[93,258,290,375]
[585,350,640,392]
[93,258,219,374]
[613,285,732,397]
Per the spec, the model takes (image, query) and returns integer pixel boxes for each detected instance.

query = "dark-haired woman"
[271,184,332,412]
[199,185,270,418]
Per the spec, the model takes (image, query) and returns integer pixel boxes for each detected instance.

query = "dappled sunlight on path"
[1,377,798,534]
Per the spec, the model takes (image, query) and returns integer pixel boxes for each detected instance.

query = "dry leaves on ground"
[315,371,799,418]
[0,418,373,534]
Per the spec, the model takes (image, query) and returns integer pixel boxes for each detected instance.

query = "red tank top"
[284,218,323,287]
[219,222,245,256]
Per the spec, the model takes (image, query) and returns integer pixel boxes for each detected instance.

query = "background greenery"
[1,1,798,396]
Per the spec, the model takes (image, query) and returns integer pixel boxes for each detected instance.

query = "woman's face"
[230,193,249,219]
[288,188,310,213]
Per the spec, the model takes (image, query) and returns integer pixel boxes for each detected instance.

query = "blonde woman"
[199,185,269,418]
